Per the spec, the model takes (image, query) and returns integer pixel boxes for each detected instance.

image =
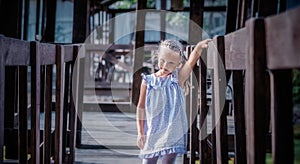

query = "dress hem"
[139,147,187,159]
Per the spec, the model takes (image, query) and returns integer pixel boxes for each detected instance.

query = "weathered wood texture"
[264,7,300,69]
[199,49,211,164]
[244,6,299,163]
[264,7,300,164]
[185,0,205,163]
[212,36,228,164]
[224,28,246,70]
[246,6,300,164]
[0,36,6,164]
[0,36,79,164]
[131,0,146,112]
[245,18,270,164]
[224,27,247,164]
[203,14,248,164]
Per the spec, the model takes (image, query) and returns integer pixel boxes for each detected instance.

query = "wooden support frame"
[212,35,228,164]
[0,36,5,164]
[203,27,248,164]
[224,28,247,164]
[131,0,146,112]
[245,18,270,164]
[245,6,300,163]
[0,36,79,164]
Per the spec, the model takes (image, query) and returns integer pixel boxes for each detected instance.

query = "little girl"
[136,39,211,164]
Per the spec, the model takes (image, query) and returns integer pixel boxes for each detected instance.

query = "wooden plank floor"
[75,112,186,164]
[74,111,235,164]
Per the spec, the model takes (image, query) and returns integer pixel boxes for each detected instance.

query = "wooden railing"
[0,5,299,164]
[0,36,82,164]
[245,6,300,163]
[185,6,300,164]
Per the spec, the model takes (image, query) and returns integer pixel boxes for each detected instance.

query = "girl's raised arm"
[178,39,212,86]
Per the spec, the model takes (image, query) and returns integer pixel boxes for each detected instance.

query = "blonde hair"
[157,39,190,95]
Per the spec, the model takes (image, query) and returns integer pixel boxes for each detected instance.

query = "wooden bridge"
[1,0,300,164]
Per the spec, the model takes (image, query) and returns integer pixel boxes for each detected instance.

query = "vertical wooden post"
[0,36,5,164]
[69,45,79,162]
[245,18,269,164]
[160,0,166,41]
[190,48,200,164]
[44,65,53,164]
[189,0,203,44]
[109,13,115,44]
[131,0,146,111]
[183,46,191,164]
[199,50,210,164]
[236,0,248,28]
[226,0,238,32]
[55,45,65,164]
[30,41,41,164]
[72,0,90,44]
[23,0,30,40]
[72,0,89,147]
[0,1,22,160]
[270,70,294,164]
[189,0,204,163]
[0,0,23,38]
[18,66,29,164]
[213,36,228,164]
[43,0,57,42]
[257,0,278,16]
[232,70,246,164]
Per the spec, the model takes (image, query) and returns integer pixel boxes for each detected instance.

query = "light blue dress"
[139,69,188,159]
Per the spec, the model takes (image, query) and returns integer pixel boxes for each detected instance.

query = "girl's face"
[157,48,181,76]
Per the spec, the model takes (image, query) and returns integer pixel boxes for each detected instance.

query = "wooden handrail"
[264,6,300,69]
[224,28,247,70]
[0,36,80,164]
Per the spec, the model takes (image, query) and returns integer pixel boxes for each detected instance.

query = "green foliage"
[294,125,300,163]
[113,0,136,9]
[293,69,300,103]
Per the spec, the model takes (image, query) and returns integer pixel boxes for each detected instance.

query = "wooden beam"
[270,70,294,164]
[68,50,77,162]
[226,0,238,33]
[73,0,90,43]
[23,0,30,40]
[258,0,278,17]
[30,41,41,164]
[131,0,146,111]
[72,0,89,147]
[18,66,29,164]
[44,65,53,164]
[224,28,246,70]
[0,0,22,38]
[213,36,228,164]
[188,0,204,163]
[232,70,247,164]
[245,18,269,164]
[43,0,57,42]
[0,36,5,164]
[160,0,166,41]
[36,0,41,37]
[264,7,300,69]
[189,0,203,43]
[105,6,227,14]
[54,45,65,164]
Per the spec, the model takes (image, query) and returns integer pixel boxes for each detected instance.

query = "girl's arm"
[178,39,212,86]
[136,80,147,149]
